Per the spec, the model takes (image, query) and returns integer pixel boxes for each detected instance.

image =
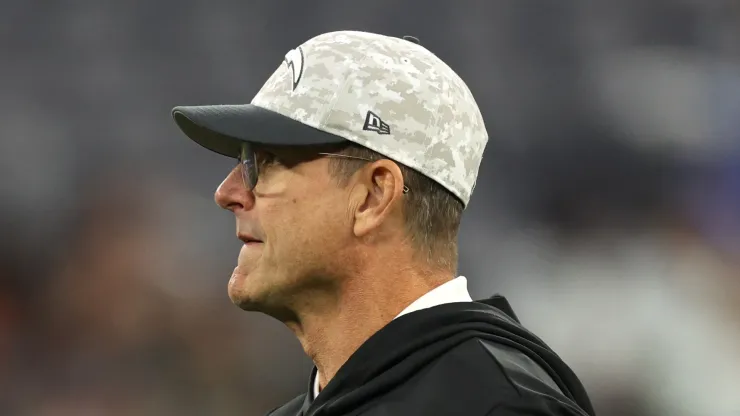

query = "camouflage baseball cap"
[172,30,488,206]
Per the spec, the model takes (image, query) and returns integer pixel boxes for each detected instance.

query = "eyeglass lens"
[238,143,258,190]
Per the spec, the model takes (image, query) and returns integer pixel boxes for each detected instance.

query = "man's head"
[171,31,488,316]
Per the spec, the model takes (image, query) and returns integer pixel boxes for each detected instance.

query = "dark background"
[1,1,739,415]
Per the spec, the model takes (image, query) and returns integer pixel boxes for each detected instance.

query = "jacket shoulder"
[471,338,564,395]
[453,338,588,415]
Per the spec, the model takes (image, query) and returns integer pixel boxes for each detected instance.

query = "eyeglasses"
[237,143,410,194]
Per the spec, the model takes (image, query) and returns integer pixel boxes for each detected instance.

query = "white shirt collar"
[312,276,473,399]
[393,275,473,319]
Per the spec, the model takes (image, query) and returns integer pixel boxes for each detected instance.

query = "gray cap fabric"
[172,30,488,206]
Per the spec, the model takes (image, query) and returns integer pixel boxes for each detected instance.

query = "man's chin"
[228,269,261,310]
[230,296,262,311]
[228,287,296,322]
[228,285,269,312]
[227,271,290,318]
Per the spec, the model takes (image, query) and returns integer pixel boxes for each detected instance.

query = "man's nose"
[215,167,255,212]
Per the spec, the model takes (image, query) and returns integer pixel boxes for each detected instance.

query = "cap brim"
[171,104,347,158]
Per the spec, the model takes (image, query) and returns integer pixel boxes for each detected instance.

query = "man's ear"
[349,160,406,238]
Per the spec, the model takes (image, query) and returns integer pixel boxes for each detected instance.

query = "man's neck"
[284,265,453,392]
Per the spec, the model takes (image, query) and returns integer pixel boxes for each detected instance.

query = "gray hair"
[327,143,463,272]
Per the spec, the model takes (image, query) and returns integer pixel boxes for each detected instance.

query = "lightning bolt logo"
[284,46,305,91]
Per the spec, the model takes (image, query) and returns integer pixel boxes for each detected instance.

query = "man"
[171,30,595,416]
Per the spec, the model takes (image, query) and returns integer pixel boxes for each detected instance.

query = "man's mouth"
[238,234,263,245]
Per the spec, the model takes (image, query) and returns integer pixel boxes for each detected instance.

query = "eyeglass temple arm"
[318,153,410,194]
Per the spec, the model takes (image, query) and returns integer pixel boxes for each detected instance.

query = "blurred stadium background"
[1,0,739,415]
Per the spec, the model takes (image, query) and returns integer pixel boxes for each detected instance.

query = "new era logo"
[363,111,390,135]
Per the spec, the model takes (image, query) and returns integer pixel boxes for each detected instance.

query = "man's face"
[214,145,354,315]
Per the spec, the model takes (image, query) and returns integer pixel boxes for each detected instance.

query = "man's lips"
[238,234,263,244]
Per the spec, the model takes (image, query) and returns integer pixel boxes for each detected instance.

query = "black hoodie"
[267,296,595,416]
